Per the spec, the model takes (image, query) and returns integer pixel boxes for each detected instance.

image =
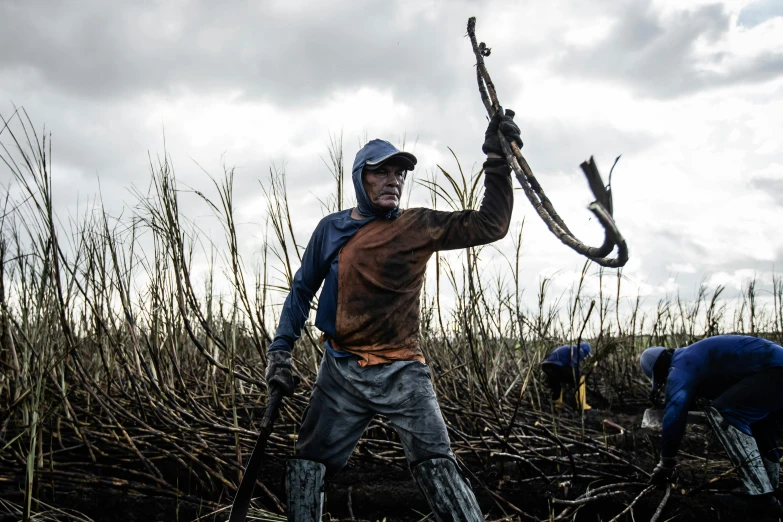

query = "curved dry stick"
[467,17,629,268]
[606,485,654,522]
[649,484,672,522]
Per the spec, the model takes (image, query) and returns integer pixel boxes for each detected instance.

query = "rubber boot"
[286,459,325,522]
[411,457,484,522]
[554,388,565,409]
[705,407,774,496]
[577,375,591,411]
[764,456,780,491]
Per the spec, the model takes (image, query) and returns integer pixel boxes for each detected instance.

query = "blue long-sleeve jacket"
[268,210,371,356]
[542,342,591,369]
[661,335,783,458]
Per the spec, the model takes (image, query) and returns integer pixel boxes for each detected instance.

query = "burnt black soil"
[1,380,779,522]
[4,404,782,522]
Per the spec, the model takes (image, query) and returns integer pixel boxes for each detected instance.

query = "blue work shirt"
[542,342,592,369]
[268,210,373,357]
[661,335,783,458]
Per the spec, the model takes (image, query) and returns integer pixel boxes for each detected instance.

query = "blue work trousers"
[712,366,783,460]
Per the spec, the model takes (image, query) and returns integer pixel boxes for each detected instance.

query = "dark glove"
[649,457,676,486]
[265,350,297,397]
[482,107,523,156]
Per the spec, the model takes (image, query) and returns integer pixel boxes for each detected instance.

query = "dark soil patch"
[2,404,780,521]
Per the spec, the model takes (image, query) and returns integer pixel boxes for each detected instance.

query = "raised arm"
[423,109,520,251]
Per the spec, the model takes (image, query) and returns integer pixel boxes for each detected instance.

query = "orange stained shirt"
[328,159,513,366]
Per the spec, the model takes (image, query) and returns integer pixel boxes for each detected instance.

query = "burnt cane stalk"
[466,17,629,268]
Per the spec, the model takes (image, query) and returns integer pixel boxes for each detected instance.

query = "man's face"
[362,160,407,211]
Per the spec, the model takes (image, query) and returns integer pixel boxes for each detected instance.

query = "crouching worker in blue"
[541,342,592,410]
[640,335,783,515]
[265,110,521,522]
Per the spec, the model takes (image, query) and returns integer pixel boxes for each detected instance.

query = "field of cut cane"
[3,110,783,521]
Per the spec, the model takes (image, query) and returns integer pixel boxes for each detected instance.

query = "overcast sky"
[1,0,783,325]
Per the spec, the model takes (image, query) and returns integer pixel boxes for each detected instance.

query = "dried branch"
[466,17,629,268]
[650,484,672,522]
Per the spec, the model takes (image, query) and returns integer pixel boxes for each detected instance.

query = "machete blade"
[228,388,284,522]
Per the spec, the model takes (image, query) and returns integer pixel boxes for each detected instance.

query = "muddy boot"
[765,457,780,491]
[286,459,325,522]
[411,457,484,522]
[706,407,774,496]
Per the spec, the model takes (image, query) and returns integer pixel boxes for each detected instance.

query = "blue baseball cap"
[353,139,417,173]
[582,342,592,358]
[640,346,666,391]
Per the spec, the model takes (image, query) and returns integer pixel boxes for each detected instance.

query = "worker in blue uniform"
[640,335,783,515]
[540,342,592,410]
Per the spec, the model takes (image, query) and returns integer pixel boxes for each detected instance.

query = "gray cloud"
[2,0,783,314]
[738,0,783,28]
[751,176,783,204]
[0,0,468,105]
[554,2,783,99]
[517,121,654,176]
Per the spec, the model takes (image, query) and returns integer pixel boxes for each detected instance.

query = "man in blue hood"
[640,335,783,515]
[541,342,592,410]
[265,109,522,521]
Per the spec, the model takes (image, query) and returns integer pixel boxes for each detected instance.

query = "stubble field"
[1,111,781,521]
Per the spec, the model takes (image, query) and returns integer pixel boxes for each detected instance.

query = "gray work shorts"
[295,353,454,475]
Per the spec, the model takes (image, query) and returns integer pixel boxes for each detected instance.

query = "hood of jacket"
[351,139,417,219]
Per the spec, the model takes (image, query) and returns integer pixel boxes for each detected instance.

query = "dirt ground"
[3,400,782,521]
